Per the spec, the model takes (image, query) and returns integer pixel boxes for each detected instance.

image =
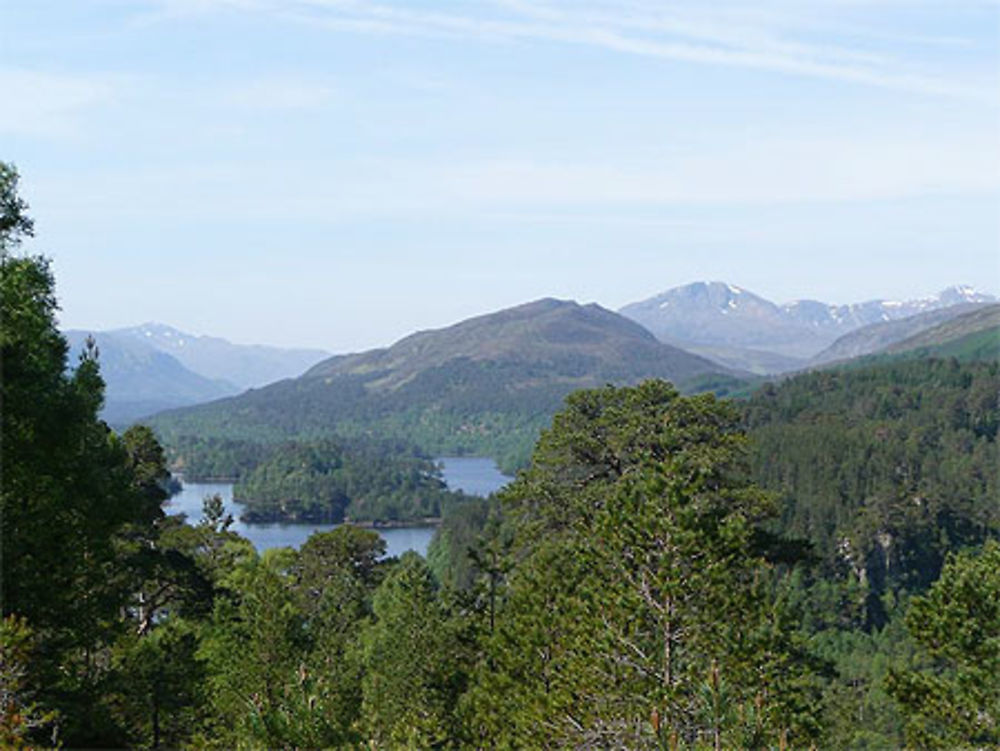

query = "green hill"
[149,298,738,472]
[883,304,1000,360]
[305,297,728,386]
[809,303,989,365]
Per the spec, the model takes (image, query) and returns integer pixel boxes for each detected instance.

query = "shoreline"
[236,511,443,528]
[348,517,442,529]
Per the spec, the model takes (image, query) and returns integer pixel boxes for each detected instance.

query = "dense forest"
[234,439,466,523]
[3,163,999,749]
[744,358,999,745]
[156,372,550,476]
[171,435,468,523]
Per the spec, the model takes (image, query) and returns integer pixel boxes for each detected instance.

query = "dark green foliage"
[810,616,913,748]
[741,357,999,746]
[1,253,149,744]
[199,549,317,749]
[0,162,216,747]
[886,540,1000,748]
[677,370,759,398]
[0,162,33,252]
[746,358,999,626]
[6,163,999,749]
[426,496,499,591]
[0,616,57,748]
[465,381,825,748]
[360,552,472,747]
[106,619,206,749]
[169,435,273,480]
[199,526,390,749]
[154,370,552,474]
[170,434,477,523]
[235,439,463,523]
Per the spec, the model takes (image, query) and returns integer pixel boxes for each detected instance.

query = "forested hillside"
[808,302,991,364]
[748,358,998,600]
[152,300,746,518]
[149,298,738,474]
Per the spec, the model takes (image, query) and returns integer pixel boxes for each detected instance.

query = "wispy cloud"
[34,127,997,231]
[149,0,997,102]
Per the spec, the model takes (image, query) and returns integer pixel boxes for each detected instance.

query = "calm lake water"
[165,456,510,556]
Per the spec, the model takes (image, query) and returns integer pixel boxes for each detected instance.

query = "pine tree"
[886,540,1000,748]
[466,381,824,748]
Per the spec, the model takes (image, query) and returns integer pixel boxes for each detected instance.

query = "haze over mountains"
[809,304,991,365]
[882,304,1000,360]
[79,280,993,427]
[619,282,995,373]
[145,285,999,480]
[64,330,239,425]
[66,324,330,425]
[113,323,330,389]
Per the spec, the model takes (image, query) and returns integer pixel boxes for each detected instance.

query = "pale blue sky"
[3,0,998,350]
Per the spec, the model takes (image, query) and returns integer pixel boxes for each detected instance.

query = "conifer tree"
[887,540,1000,748]
[467,381,823,748]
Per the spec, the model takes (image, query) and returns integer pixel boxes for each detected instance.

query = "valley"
[138,286,997,524]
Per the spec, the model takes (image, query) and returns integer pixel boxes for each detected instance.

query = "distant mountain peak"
[304,296,724,387]
[132,322,194,348]
[620,281,998,369]
[149,298,735,461]
[938,285,995,305]
[111,323,330,390]
[136,321,182,334]
[62,329,239,425]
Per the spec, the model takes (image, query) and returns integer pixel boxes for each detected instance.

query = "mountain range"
[112,323,329,390]
[137,283,998,472]
[64,330,238,425]
[65,324,329,425]
[882,304,1000,360]
[83,280,994,435]
[619,282,994,373]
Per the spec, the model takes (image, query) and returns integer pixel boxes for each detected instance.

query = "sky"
[3,0,999,352]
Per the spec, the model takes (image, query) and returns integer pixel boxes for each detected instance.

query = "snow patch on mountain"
[619,282,997,368]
